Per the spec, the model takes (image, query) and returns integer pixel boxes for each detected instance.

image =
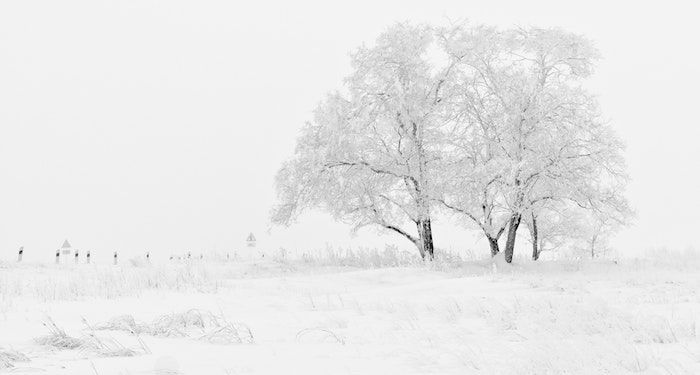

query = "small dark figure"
[200,254,203,260]
[55,250,60,264]
[146,252,150,261]
[169,255,174,261]
[226,253,230,260]
[87,251,91,264]
[74,250,79,264]
[113,251,118,265]
[187,252,191,259]
[18,246,24,262]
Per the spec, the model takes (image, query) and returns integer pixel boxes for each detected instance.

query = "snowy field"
[1,252,699,374]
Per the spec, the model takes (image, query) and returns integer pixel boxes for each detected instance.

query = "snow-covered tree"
[272,23,461,260]
[273,22,631,263]
[432,25,512,256]
[438,25,630,262]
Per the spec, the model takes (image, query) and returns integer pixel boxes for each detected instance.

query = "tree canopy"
[272,22,632,262]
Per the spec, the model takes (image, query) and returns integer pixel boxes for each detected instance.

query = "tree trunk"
[415,219,434,261]
[530,214,539,261]
[487,236,500,257]
[504,213,521,263]
[422,218,434,260]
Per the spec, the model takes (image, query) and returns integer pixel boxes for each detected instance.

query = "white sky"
[1,0,698,262]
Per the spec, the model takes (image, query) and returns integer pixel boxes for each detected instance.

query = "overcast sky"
[1,0,698,262]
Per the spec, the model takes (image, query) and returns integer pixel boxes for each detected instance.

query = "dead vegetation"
[97,309,254,344]
[0,348,29,369]
[296,327,346,345]
[33,317,150,357]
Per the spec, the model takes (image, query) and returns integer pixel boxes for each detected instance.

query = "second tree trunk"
[530,214,539,261]
[504,213,521,263]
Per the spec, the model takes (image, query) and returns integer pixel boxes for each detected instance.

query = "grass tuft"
[34,317,149,357]
[0,348,29,369]
[96,309,254,345]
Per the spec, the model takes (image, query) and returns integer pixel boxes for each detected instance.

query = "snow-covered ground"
[1,254,699,374]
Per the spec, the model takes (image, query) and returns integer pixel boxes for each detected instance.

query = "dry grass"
[34,318,84,350]
[272,244,477,269]
[0,262,226,304]
[97,309,254,345]
[34,317,149,357]
[296,327,346,345]
[0,348,29,369]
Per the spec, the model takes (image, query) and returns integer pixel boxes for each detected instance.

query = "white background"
[1,0,698,261]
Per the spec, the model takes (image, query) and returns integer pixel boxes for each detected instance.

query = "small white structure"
[58,239,77,264]
[61,239,72,257]
[246,232,256,248]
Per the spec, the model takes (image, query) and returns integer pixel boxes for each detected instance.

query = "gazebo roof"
[246,232,256,242]
[61,239,72,249]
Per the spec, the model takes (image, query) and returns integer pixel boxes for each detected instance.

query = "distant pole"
[86,251,91,264]
[74,250,79,264]
[55,249,60,264]
[17,246,23,262]
[113,251,118,265]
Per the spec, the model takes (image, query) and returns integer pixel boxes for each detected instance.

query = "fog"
[1,0,698,261]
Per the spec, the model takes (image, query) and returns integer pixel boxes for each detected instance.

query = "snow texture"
[1,254,699,374]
